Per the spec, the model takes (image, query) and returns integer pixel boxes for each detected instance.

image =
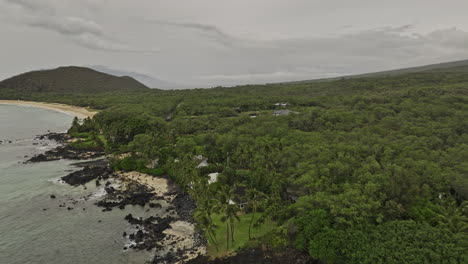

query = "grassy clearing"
[69,132,107,150]
[70,140,99,149]
[97,134,108,148]
[207,213,276,257]
[70,132,90,139]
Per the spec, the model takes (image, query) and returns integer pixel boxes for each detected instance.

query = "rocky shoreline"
[186,247,319,264]
[113,172,206,263]
[26,133,104,163]
[29,132,206,264]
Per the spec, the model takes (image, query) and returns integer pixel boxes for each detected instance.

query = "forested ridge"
[1,65,467,263]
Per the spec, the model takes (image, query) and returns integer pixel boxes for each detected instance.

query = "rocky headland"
[29,132,206,264]
[26,133,104,162]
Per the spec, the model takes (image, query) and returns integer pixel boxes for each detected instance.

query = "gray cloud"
[30,17,155,52]
[6,0,97,14]
[196,26,468,84]
[28,16,102,36]
[1,0,468,87]
[424,28,468,50]
[147,19,234,47]
[72,34,159,53]
[6,0,50,12]
[149,20,230,39]
[5,0,158,53]
[4,0,66,17]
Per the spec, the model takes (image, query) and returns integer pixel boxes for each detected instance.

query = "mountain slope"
[353,59,468,77]
[289,59,468,84]
[0,66,149,93]
[89,65,188,89]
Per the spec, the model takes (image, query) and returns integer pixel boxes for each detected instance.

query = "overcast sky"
[1,0,468,88]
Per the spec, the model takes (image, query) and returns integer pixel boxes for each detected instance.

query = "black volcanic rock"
[96,182,155,211]
[35,133,69,143]
[61,166,113,186]
[135,230,144,243]
[26,145,104,163]
[186,247,320,264]
[172,192,196,222]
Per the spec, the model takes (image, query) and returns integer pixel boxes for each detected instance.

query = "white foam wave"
[89,187,107,199]
[48,177,67,185]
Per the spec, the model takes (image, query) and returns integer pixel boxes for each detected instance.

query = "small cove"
[0,104,152,264]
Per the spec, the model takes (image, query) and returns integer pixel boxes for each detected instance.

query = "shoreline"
[28,132,205,263]
[0,100,97,118]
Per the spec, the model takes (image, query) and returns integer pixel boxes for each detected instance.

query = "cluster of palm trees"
[433,200,468,234]
[169,154,272,252]
[191,182,267,251]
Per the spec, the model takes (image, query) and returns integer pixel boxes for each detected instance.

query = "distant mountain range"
[0,66,149,93]
[1,59,468,94]
[88,66,187,89]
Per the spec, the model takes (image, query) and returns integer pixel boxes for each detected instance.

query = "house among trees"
[208,172,219,184]
[229,185,248,210]
[229,199,248,210]
[206,172,247,209]
[249,112,259,118]
[193,155,209,168]
[273,109,295,116]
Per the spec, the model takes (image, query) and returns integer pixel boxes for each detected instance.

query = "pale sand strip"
[0,100,97,118]
[117,171,170,196]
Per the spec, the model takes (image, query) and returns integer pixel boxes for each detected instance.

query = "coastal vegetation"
[1,64,468,263]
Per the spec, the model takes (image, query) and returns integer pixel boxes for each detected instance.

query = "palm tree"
[190,180,219,249]
[227,202,240,243]
[434,201,468,234]
[172,156,198,191]
[194,200,219,251]
[253,193,279,233]
[214,185,240,250]
[217,192,231,250]
[144,132,160,160]
[188,175,209,202]
[68,116,80,133]
[246,188,264,240]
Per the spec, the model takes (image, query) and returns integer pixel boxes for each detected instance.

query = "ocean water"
[0,105,153,264]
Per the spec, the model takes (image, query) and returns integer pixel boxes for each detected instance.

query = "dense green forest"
[1,66,467,263]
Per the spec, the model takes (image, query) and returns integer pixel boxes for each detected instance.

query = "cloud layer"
[1,0,468,88]
[5,0,158,52]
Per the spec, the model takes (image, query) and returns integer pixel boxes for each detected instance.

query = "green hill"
[0,66,149,93]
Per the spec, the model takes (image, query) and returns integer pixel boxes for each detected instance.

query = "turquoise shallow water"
[0,105,152,264]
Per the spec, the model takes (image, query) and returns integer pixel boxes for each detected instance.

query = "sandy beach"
[117,171,170,196]
[0,100,97,118]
